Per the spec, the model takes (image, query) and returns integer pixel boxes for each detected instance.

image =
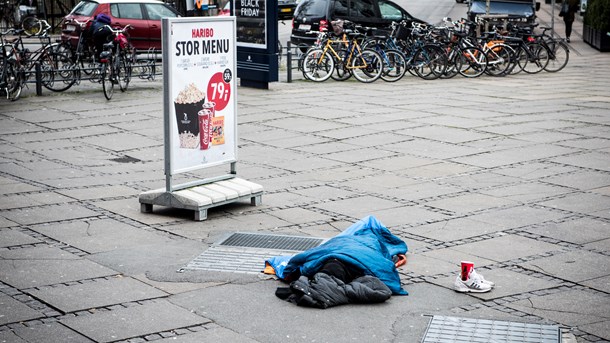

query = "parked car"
[290,0,425,47]
[467,0,540,24]
[61,0,181,51]
[278,0,298,20]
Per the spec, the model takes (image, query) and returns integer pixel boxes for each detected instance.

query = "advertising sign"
[236,0,267,48]
[162,17,237,176]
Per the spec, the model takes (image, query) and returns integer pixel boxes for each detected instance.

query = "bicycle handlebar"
[102,24,133,34]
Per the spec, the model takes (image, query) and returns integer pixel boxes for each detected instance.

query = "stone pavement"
[1,3,610,343]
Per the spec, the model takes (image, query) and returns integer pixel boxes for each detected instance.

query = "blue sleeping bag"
[266,215,408,295]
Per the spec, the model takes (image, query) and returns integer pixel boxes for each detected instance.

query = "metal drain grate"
[218,232,324,251]
[182,233,325,274]
[421,316,560,343]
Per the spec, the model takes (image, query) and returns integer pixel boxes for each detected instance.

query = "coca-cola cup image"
[174,83,206,149]
[198,109,213,150]
[202,101,216,118]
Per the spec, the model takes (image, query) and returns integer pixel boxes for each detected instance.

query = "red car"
[61,0,181,51]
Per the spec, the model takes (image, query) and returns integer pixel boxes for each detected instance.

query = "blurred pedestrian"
[560,0,579,42]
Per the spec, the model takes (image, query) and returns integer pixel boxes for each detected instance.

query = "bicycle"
[0,28,21,100]
[302,20,383,83]
[99,24,134,99]
[536,26,569,73]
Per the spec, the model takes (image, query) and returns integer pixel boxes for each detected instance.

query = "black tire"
[484,43,513,77]
[120,48,134,91]
[102,63,114,100]
[380,49,407,82]
[543,40,569,72]
[4,62,23,101]
[457,47,487,78]
[41,49,76,92]
[519,43,549,74]
[330,48,351,81]
[302,48,334,82]
[413,44,447,80]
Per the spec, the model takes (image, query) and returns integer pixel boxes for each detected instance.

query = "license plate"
[280,8,291,12]
[65,25,76,32]
[299,24,311,31]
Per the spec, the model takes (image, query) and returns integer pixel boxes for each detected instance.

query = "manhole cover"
[422,316,560,343]
[182,233,325,274]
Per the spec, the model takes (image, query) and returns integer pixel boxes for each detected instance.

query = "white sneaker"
[454,275,492,293]
[470,269,495,288]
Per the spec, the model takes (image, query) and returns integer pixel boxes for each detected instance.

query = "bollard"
[35,62,42,96]
[286,41,292,83]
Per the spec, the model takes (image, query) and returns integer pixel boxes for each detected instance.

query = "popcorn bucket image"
[174,83,206,149]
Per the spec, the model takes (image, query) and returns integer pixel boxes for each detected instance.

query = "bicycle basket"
[331,19,344,35]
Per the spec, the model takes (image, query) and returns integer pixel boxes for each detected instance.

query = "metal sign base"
[139,177,263,221]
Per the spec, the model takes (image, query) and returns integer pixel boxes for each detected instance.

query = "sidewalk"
[1,6,610,343]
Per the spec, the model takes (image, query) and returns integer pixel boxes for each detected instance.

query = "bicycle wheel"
[331,48,351,81]
[543,40,569,72]
[21,16,41,36]
[457,47,487,78]
[484,43,513,77]
[302,48,334,82]
[351,48,382,83]
[413,44,446,80]
[519,43,549,74]
[4,62,23,101]
[440,48,460,79]
[40,48,76,92]
[101,62,114,100]
[119,48,134,91]
[380,49,407,82]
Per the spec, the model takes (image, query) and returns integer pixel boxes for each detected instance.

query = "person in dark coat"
[561,0,580,42]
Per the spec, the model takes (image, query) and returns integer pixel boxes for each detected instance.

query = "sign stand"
[138,17,263,221]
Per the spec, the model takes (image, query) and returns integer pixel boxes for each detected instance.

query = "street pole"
[552,0,556,37]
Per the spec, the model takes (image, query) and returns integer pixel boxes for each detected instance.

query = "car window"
[296,0,327,16]
[378,0,406,20]
[110,3,144,19]
[70,1,98,16]
[144,3,178,20]
[349,0,376,18]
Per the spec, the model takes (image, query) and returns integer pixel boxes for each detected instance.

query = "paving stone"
[28,276,167,313]
[523,217,610,245]
[506,289,610,328]
[519,250,610,283]
[479,182,572,203]
[404,253,461,276]
[0,229,41,248]
[391,181,463,202]
[450,234,560,263]
[0,217,18,228]
[0,176,42,195]
[581,275,610,294]
[91,198,184,225]
[360,154,439,172]
[312,196,405,219]
[452,145,578,168]
[583,238,610,253]
[156,327,260,342]
[465,205,568,230]
[369,205,449,227]
[291,185,356,202]
[385,139,483,159]
[441,172,522,190]
[0,192,74,210]
[399,162,480,179]
[0,294,44,326]
[578,320,610,341]
[408,217,506,242]
[550,151,610,172]
[9,322,95,343]
[415,248,496,269]
[540,193,610,215]
[1,204,99,226]
[0,246,117,289]
[56,185,139,201]
[273,155,344,171]
[425,193,516,215]
[0,330,27,343]
[494,162,579,180]
[397,125,495,144]
[265,207,334,225]
[323,147,397,164]
[60,300,208,343]
[29,218,183,254]
[558,138,610,150]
